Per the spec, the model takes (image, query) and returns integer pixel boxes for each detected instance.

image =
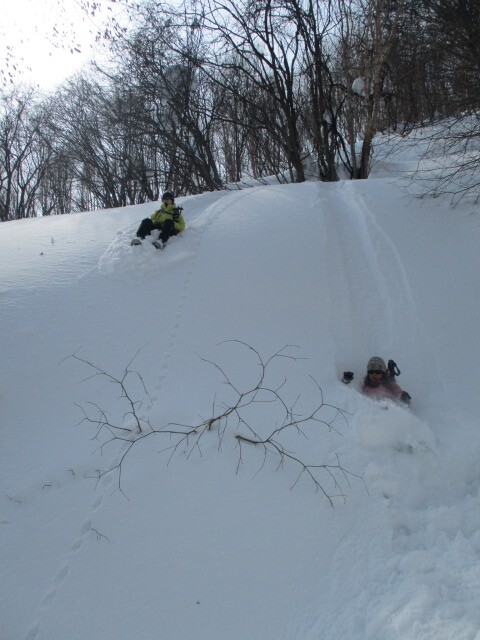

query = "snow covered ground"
[1,133,480,640]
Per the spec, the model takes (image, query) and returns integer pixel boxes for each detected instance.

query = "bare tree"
[0,88,53,220]
[4,0,479,217]
[354,0,405,178]
[46,74,165,210]
[422,0,480,114]
[336,0,413,177]
[285,0,344,181]
[177,0,309,182]
[399,0,480,202]
[108,11,224,194]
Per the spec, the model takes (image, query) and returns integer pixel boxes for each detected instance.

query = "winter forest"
[1,0,479,222]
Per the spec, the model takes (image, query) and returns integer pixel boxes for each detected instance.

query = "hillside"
[1,133,480,640]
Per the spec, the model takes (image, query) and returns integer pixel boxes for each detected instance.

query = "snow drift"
[1,132,480,640]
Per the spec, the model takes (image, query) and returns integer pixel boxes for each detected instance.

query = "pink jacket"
[362,378,404,402]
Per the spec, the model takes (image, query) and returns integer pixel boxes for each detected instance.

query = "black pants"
[136,218,177,243]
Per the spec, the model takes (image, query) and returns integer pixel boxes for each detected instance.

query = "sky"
[1,0,125,89]
[1,127,480,639]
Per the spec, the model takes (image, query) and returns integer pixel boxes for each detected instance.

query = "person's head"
[366,356,387,385]
[162,190,175,205]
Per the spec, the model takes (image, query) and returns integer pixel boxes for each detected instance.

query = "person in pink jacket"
[362,356,411,405]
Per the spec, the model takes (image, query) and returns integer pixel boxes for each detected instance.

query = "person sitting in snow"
[131,191,185,249]
[361,356,411,405]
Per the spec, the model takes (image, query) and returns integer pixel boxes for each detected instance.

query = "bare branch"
[71,343,360,505]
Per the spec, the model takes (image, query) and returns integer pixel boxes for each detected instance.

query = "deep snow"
[1,133,480,640]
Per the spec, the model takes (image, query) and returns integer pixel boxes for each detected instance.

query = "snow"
[352,76,366,96]
[1,132,480,640]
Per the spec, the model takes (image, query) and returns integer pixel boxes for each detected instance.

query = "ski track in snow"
[318,180,422,377]
[150,189,256,396]
[297,180,480,640]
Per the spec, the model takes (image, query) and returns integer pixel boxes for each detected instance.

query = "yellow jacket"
[151,203,185,233]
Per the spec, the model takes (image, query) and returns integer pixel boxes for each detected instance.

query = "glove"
[342,371,354,384]
[400,391,411,404]
[387,359,401,377]
[172,206,183,222]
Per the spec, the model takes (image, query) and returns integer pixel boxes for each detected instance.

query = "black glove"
[400,391,411,404]
[388,359,401,377]
[342,371,354,384]
[172,206,183,222]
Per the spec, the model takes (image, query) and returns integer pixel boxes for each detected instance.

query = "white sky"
[1,0,123,89]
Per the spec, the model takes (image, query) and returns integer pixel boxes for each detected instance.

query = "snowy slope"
[1,137,480,640]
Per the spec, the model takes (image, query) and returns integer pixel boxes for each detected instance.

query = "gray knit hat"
[367,356,386,372]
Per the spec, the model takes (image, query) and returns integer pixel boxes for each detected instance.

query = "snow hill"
[1,133,480,640]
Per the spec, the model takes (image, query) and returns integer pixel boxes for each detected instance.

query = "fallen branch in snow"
[71,342,360,506]
[70,348,152,436]
[91,528,110,543]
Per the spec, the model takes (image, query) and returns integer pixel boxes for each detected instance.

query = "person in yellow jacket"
[131,191,185,249]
